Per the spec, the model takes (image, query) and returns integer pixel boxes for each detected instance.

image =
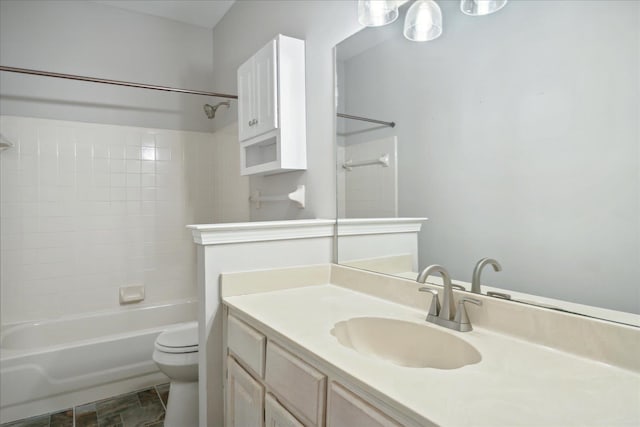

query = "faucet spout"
[471,258,502,294]
[417,264,455,321]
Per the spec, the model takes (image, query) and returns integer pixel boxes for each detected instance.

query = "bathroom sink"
[330,317,481,369]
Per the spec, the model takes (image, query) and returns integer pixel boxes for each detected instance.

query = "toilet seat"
[155,321,198,354]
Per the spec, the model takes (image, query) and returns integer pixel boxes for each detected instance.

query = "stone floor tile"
[75,411,98,427]
[154,384,170,408]
[75,403,97,415]
[75,402,98,427]
[136,389,161,408]
[120,404,165,427]
[0,414,50,427]
[96,413,123,427]
[96,393,140,419]
[49,409,73,427]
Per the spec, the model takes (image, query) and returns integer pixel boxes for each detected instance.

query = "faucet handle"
[419,287,440,317]
[454,297,483,331]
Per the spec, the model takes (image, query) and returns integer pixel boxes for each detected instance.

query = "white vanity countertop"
[224,284,640,427]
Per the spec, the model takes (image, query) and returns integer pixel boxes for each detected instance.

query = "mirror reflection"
[335,0,639,324]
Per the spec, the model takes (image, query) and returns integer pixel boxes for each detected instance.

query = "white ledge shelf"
[187,218,428,246]
[337,218,427,236]
[187,219,335,245]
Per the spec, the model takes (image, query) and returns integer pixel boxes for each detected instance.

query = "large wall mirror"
[335,0,639,325]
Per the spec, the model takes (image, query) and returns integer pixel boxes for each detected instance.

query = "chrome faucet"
[417,264,482,332]
[417,265,455,320]
[471,257,502,294]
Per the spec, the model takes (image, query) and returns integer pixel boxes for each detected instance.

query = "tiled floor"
[1,383,170,427]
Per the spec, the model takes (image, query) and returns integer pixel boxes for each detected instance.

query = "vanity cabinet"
[224,312,408,427]
[265,341,326,426]
[237,34,307,176]
[327,382,402,427]
[265,393,304,427]
[227,314,266,378]
[226,356,264,427]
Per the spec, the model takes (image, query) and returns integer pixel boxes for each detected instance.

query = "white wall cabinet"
[237,40,278,142]
[224,312,409,427]
[237,34,306,176]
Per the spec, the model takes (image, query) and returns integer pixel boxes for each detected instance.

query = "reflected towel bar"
[343,154,390,171]
[0,133,15,151]
[337,113,395,128]
[250,185,306,209]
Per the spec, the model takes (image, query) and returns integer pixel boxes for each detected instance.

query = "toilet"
[153,321,199,427]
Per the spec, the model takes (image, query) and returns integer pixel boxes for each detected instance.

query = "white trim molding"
[336,218,427,236]
[188,218,428,246]
[187,219,335,245]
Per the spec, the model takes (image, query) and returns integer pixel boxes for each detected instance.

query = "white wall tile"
[0,116,228,324]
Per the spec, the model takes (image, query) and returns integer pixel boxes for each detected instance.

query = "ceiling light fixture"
[403,0,443,42]
[357,0,508,43]
[357,0,400,27]
[460,0,508,16]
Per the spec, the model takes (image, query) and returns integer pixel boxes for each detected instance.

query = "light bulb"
[460,0,508,16]
[358,0,400,27]
[403,0,443,42]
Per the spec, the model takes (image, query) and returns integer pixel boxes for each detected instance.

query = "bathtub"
[0,300,197,424]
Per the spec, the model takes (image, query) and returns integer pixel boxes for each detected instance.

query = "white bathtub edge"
[0,371,169,424]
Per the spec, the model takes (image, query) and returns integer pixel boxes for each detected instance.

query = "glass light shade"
[460,0,508,16]
[403,0,443,42]
[358,0,399,27]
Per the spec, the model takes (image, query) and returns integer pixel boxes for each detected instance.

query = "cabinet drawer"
[327,382,401,427]
[265,341,326,427]
[228,315,266,377]
[265,393,304,427]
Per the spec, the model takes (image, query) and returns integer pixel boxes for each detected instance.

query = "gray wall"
[211,0,361,220]
[0,0,217,132]
[339,1,639,313]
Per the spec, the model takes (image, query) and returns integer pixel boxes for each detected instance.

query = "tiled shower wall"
[0,116,248,324]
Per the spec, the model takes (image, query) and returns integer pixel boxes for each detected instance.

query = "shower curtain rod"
[1,66,396,127]
[337,113,395,128]
[0,65,238,99]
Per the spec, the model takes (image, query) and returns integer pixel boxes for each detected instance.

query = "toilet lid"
[156,321,198,352]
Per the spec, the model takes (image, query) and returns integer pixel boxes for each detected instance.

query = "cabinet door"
[265,393,304,427]
[237,58,255,141]
[226,356,265,427]
[252,39,278,138]
[327,382,402,427]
